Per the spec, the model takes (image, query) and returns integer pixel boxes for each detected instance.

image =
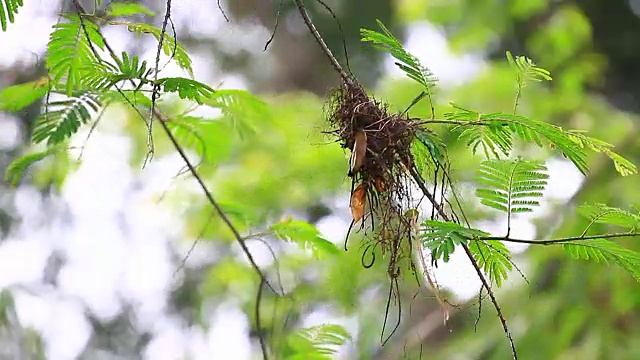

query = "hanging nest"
[325,79,424,277]
[324,77,461,345]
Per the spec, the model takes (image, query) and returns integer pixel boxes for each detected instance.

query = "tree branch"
[293,0,352,84]
[484,232,640,245]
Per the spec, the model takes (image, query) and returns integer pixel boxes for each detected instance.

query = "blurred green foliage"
[2,0,640,359]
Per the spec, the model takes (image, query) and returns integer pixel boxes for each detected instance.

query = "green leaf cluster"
[271,219,339,258]
[563,239,640,282]
[0,0,22,31]
[421,220,488,262]
[476,159,548,214]
[285,324,351,360]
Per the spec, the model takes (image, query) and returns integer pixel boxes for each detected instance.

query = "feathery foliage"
[0,0,22,31]
[468,240,513,287]
[421,220,489,262]
[122,22,194,77]
[46,14,105,95]
[361,20,437,90]
[5,148,58,186]
[103,89,153,108]
[286,324,351,360]
[0,78,49,112]
[32,93,102,145]
[476,159,548,217]
[506,51,552,114]
[202,90,269,138]
[165,115,234,165]
[506,51,553,85]
[422,221,513,286]
[578,203,640,232]
[83,51,153,91]
[271,219,340,258]
[105,2,156,17]
[563,239,640,282]
[450,104,514,158]
[447,108,592,173]
[155,77,215,104]
[567,130,637,176]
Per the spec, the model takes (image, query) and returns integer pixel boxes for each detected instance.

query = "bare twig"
[146,0,175,167]
[313,0,352,74]
[263,0,283,51]
[256,277,268,360]
[217,0,229,21]
[293,0,351,84]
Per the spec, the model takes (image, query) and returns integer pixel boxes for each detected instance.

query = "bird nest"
[326,80,424,275]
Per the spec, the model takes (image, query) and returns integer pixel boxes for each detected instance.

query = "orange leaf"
[350,184,366,222]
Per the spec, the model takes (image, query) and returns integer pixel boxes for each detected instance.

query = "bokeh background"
[1,0,640,359]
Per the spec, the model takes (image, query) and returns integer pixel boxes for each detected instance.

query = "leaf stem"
[484,232,640,245]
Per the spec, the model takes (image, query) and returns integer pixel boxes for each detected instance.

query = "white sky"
[0,1,585,359]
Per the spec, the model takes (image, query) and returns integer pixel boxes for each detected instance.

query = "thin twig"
[217,0,229,21]
[313,0,352,74]
[483,232,640,245]
[146,0,175,167]
[263,0,283,51]
[256,277,268,360]
[155,111,275,294]
[293,0,351,83]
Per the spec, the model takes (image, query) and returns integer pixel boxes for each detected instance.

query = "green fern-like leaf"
[83,52,153,91]
[450,110,590,174]
[156,77,215,104]
[202,90,269,138]
[81,62,121,91]
[563,239,640,282]
[4,148,58,186]
[476,159,548,217]
[0,0,22,31]
[271,219,340,258]
[578,204,640,232]
[421,220,489,263]
[122,22,193,77]
[286,324,351,360]
[361,20,437,108]
[506,51,552,85]
[46,15,106,94]
[567,130,637,176]
[165,116,235,165]
[32,93,102,145]
[0,78,49,112]
[106,2,156,17]
[446,104,513,158]
[468,240,513,287]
